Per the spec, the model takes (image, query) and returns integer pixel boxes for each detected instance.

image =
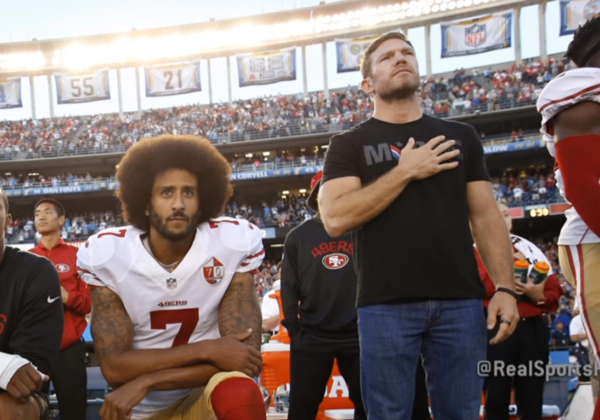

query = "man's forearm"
[262,315,280,331]
[140,363,221,393]
[472,212,515,289]
[100,341,217,388]
[321,167,413,237]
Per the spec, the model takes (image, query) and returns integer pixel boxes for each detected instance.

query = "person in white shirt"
[261,278,281,334]
[77,135,268,420]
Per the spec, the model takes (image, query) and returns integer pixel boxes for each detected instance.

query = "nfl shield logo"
[465,24,486,47]
[166,278,177,289]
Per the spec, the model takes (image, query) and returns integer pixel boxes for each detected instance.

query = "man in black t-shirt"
[0,188,64,420]
[281,171,366,420]
[319,32,520,420]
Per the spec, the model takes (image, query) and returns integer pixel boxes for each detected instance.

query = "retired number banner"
[144,61,201,97]
[0,78,23,109]
[55,70,110,104]
[560,0,600,36]
[335,35,380,73]
[441,11,513,58]
[236,47,296,87]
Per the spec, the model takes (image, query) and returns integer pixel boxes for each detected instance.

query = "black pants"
[52,339,88,420]
[413,356,432,420]
[484,316,550,420]
[288,330,367,420]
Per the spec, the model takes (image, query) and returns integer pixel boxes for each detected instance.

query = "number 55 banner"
[144,61,201,97]
[0,78,23,110]
[55,69,110,104]
[236,47,296,87]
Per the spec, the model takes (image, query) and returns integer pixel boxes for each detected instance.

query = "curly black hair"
[115,135,233,232]
[565,15,600,68]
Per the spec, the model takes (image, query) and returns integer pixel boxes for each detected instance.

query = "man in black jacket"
[0,188,64,420]
[281,171,366,420]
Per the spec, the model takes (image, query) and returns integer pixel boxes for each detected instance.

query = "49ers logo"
[322,253,349,270]
[55,263,70,273]
[202,257,225,285]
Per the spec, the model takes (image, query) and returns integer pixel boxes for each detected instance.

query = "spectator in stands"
[319,32,519,419]
[476,202,562,420]
[0,188,64,420]
[30,199,91,420]
[551,322,571,349]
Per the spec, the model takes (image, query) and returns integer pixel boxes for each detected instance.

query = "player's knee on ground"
[0,393,41,420]
[211,377,266,420]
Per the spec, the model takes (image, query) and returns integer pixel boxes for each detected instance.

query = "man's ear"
[5,213,12,233]
[361,78,374,95]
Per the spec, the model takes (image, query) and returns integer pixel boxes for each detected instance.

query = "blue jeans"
[358,299,487,420]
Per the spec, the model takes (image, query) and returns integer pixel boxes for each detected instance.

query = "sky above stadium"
[0,0,575,120]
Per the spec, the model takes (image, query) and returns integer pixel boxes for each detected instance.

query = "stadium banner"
[54,69,110,104]
[3,183,105,198]
[335,35,379,73]
[559,0,599,36]
[144,60,201,97]
[483,138,544,155]
[236,47,297,87]
[440,11,513,58]
[0,78,23,109]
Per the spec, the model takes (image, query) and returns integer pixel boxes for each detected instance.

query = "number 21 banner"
[144,61,201,97]
[54,69,110,104]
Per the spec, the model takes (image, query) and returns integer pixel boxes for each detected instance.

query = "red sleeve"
[64,248,92,316]
[474,247,496,301]
[540,273,562,313]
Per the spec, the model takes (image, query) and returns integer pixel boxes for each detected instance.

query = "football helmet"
[274,383,290,413]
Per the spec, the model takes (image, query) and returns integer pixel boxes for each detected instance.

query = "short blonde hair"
[360,32,414,79]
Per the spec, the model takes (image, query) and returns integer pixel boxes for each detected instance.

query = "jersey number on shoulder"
[209,220,240,229]
[150,308,199,347]
[97,229,127,239]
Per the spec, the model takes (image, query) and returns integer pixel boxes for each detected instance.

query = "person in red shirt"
[30,199,91,420]
[476,202,563,420]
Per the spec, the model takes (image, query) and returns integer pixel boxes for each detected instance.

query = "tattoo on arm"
[91,287,134,363]
[219,273,262,351]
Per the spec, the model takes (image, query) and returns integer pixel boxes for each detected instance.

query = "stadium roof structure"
[0,0,542,76]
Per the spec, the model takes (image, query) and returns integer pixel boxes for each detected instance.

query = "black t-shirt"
[322,115,490,307]
[0,246,64,377]
[281,219,358,340]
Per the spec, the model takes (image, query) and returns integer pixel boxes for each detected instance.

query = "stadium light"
[0,0,500,71]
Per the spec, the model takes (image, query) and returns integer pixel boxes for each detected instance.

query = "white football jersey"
[537,68,600,246]
[77,218,265,419]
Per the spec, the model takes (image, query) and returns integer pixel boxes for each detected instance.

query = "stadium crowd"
[0,58,572,161]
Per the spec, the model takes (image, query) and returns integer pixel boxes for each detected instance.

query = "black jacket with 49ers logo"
[281,218,358,341]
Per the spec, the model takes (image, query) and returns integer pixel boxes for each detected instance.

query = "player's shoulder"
[5,245,54,269]
[538,68,600,110]
[201,217,262,250]
[80,226,142,265]
[329,121,368,145]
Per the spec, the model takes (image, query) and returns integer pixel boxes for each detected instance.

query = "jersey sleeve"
[9,258,64,376]
[465,126,492,183]
[236,222,265,274]
[322,131,362,185]
[76,230,123,291]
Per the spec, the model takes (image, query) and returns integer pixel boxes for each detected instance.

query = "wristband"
[0,352,29,390]
[496,287,520,301]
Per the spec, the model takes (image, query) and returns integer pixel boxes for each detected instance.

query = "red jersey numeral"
[209,220,240,229]
[98,229,127,239]
[149,308,199,347]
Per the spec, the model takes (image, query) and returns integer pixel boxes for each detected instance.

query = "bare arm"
[319,136,459,237]
[467,181,520,344]
[91,287,214,388]
[467,181,514,289]
[219,272,263,353]
[262,315,280,332]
